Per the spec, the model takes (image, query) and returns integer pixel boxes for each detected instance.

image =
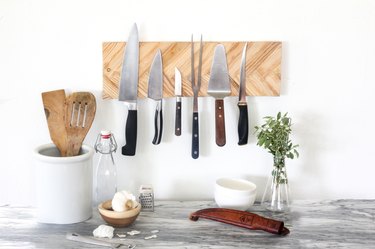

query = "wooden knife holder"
[102,41,281,99]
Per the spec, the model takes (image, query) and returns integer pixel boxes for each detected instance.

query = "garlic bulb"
[93,224,114,239]
[112,190,136,212]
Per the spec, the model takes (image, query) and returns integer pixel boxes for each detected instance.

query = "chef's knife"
[238,43,249,145]
[119,23,139,156]
[148,49,163,145]
[174,67,182,136]
[208,44,231,147]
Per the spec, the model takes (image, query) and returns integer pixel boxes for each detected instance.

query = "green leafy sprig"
[254,112,299,160]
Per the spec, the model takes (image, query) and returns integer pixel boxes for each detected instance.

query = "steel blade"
[148,49,163,100]
[174,67,182,96]
[239,43,247,103]
[208,44,230,99]
[119,23,139,102]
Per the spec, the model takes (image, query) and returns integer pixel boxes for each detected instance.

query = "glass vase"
[261,155,291,212]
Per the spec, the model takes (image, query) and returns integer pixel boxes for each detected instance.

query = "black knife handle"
[175,101,182,136]
[122,110,137,156]
[152,101,163,145]
[192,112,199,159]
[215,99,226,147]
[237,103,249,145]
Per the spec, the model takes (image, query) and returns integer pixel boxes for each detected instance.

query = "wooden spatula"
[65,92,96,156]
[41,89,68,156]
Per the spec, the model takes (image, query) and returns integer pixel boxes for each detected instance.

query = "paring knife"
[119,23,139,156]
[174,68,182,136]
[237,43,249,145]
[191,35,203,159]
[148,49,163,145]
[208,44,231,147]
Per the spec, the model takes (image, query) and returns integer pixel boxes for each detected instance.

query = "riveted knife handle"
[175,100,182,136]
[189,208,290,236]
[215,99,226,147]
[191,112,199,159]
[237,103,249,145]
[122,110,137,156]
[152,101,163,145]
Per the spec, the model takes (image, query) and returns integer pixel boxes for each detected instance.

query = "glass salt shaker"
[94,131,117,206]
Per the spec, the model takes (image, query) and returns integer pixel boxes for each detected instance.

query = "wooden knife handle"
[191,112,199,159]
[175,100,182,136]
[190,208,290,236]
[215,99,226,147]
[122,110,137,156]
[237,103,249,145]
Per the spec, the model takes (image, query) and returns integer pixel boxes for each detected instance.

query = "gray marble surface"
[1,200,375,248]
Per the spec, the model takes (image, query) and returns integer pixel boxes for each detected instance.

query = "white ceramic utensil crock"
[34,143,94,224]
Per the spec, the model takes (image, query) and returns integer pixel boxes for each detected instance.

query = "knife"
[208,44,231,147]
[174,67,182,136]
[119,23,139,156]
[238,43,249,145]
[148,49,163,145]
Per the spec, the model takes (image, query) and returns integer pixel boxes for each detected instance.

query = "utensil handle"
[237,103,249,145]
[175,100,182,136]
[189,208,290,236]
[122,109,137,156]
[152,100,163,145]
[66,233,120,248]
[215,99,226,146]
[191,112,199,159]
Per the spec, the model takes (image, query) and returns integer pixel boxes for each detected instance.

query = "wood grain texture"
[41,89,68,156]
[102,41,281,99]
[65,92,96,156]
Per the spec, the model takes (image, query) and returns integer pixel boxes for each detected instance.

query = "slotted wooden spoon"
[41,89,68,156]
[65,92,96,156]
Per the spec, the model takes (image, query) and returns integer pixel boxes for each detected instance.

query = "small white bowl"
[214,178,257,211]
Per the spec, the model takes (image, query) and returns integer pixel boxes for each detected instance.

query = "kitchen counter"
[1,200,374,248]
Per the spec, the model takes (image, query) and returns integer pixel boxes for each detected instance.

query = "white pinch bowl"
[214,178,257,211]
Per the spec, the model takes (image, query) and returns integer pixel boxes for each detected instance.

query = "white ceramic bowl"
[214,178,257,211]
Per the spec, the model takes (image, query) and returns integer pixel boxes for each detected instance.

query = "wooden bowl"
[98,200,141,227]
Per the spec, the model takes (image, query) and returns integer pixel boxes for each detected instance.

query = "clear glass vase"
[261,155,291,212]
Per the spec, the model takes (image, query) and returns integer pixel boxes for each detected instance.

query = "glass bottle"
[94,131,117,206]
[261,155,291,212]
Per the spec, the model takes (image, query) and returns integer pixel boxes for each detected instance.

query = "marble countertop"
[1,200,375,248]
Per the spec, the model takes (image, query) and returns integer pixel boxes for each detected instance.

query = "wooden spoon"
[41,89,68,156]
[65,92,96,156]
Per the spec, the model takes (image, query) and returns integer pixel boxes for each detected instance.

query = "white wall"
[1,0,375,205]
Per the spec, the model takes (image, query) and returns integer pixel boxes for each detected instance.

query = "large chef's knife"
[174,67,182,136]
[119,23,139,156]
[208,44,231,147]
[237,43,249,145]
[148,49,163,145]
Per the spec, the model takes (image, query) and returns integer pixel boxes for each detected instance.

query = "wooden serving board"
[102,41,281,99]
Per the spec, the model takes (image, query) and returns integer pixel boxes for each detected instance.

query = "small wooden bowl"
[98,200,141,227]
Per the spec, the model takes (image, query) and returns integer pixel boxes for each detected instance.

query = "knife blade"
[208,44,230,147]
[238,43,249,145]
[148,49,163,145]
[119,23,139,156]
[175,67,182,136]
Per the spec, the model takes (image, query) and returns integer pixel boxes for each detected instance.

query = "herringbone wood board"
[102,41,281,99]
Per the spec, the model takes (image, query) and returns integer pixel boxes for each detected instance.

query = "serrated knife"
[174,67,182,136]
[208,44,231,147]
[119,23,139,156]
[148,49,163,145]
[237,43,249,145]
